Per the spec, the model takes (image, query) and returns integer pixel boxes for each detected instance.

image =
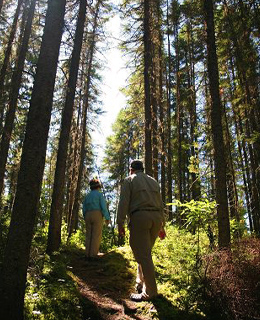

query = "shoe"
[130,293,148,302]
[135,283,143,294]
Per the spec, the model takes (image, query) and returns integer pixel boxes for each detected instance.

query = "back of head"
[89,178,101,190]
[130,159,144,172]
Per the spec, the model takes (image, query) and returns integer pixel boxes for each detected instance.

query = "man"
[117,159,165,302]
[83,178,110,259]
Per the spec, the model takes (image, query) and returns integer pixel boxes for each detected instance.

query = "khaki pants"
[129,210,162,299]
[85,210,103,257]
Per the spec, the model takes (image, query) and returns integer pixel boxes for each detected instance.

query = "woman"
[82,178,110,259]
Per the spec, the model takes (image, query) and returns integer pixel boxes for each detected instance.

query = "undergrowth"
[25,252,83,320]
[1,215,259,320]
[118,224,212,319]
[23,223,120,320]
[204,238,260,320]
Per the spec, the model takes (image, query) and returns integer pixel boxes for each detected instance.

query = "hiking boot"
[135,283,143,294]
[130,293,149,302]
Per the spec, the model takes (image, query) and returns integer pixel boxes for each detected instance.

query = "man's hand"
[158,227,166,240]
[105,219,111,226]
[118,224,125,237]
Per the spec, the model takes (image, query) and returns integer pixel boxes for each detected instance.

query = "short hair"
[130,159,144,171]
[89,178,101,190]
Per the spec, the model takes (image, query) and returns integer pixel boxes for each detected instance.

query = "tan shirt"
[117,171,165,226]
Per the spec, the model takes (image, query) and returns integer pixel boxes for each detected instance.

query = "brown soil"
[68,250,153,320]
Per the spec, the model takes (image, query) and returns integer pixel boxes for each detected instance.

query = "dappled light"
[0,0,260,318]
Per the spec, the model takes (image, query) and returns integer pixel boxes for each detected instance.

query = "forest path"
[67,248,153,320]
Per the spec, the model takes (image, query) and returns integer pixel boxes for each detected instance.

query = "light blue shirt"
[82,189,110,220]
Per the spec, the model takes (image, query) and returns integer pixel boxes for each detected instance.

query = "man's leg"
[130,211,161,299]
[136,264,144,293]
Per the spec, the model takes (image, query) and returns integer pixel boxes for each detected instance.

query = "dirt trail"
[68,250,153,320]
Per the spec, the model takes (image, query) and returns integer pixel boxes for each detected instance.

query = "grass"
[24,251,83,320]
[117,225,211,319]
[5,220,258,320]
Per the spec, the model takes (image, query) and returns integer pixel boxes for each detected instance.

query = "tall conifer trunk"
[0,0,3,15]
[0,0,66,318]
[204,0,230,248]
[68,0,101,236]
[47,0,87,254]
[143,0,152,176]
[0,0,25,131]
[166,0,172,219]
[0,0,36,201]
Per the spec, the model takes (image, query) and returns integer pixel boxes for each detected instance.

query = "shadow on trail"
[151,295,205,320]
[68,248,214,320]
[68,248,137,319]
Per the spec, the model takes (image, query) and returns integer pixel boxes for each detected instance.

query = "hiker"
[82,178,111,259]
[117,159,166,302]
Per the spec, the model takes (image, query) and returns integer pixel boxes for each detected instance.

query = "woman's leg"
[85,214,92,257]
[89,210,103,257]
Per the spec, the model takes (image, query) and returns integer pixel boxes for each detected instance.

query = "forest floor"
[67,247,201,320]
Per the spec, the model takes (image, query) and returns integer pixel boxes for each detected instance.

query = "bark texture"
[0,0,66,318]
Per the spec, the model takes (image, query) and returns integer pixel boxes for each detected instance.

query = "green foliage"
[229,218,248,240]
[22,222,84,320]
[168,199,217,232]
[24,252,83,320]
[22,221,256,320]
[99,225,118,252]
[168,199,217,251]
[115,224,212,319]
[188,155,200,174]
[67,228,85,250]
[152,224,209,317]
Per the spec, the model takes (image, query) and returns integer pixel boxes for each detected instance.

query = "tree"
[47,0,87,254]
[0,0,25,131]
[143,0,153,176]
[0,0,36,201]
[0,0,67,318]
[68,0,104,236]
[0,0,3,15]
[203,0,230,248]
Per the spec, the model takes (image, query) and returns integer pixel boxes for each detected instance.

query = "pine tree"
[204,0,230,247]
[0,0,67,317]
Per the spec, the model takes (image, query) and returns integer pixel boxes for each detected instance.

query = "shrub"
[204,238,260,320]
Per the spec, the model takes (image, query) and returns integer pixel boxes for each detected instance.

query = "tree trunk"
[244,113,260,234]
[223,0,260,202]
[143,0,152,176]
[0,0,25,130]
[0,0,3,15]
[223,102,239,223]
[232,104,253,231]
[0,0,36,200]
[68,0,101,237]
[158,43,166,203]
[65,124,81,225]
[151,0,161,181]
[0,0,66,318]
[204,0,230,248]
[166,0,172,220]
[186,21,201,201]
[175,26,182,206]
[47,0,87,254]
